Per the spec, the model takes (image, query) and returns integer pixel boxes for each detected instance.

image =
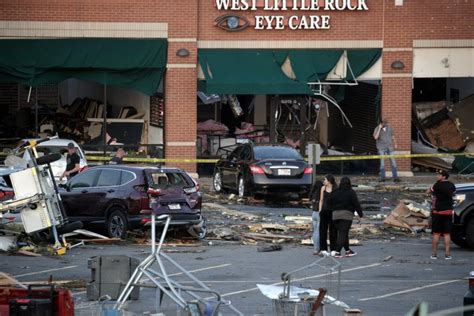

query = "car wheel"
[238,176,249,198]
[213,171,224,193]
[466,217,474,249]
[452,238,468,248]
[187,218,207,240]
[106,209,129,239]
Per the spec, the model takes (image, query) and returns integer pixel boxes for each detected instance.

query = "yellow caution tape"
[82,152,473,164]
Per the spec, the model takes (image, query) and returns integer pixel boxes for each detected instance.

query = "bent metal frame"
[114,211,242,315]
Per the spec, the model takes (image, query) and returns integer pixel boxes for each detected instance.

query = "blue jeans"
[312,211,320,251]
[378,148,398,179]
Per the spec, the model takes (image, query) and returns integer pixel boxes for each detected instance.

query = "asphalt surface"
[1,174,474,315]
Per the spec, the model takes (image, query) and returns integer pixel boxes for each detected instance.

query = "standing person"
[318,174,338,256]
[60,142,80,181]
[327,176,363,258]
[310,180,324,256]
[373,118,400,182]
[109,148,125,165]
[428,170,456,260]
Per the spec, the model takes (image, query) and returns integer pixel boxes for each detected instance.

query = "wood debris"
[248,223,289,233]
[284,216,312,224]
[384,201,429,232]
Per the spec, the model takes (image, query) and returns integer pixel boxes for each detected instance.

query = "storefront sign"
[215,0,369,30]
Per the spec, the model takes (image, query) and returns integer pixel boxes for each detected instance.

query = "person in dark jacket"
[318,174,338,256]
[326,176,363,258]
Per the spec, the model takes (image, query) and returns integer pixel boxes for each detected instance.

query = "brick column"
[164,42,197,173]
[381,51,413,176]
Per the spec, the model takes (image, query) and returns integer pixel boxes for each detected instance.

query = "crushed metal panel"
[448,95,474,143]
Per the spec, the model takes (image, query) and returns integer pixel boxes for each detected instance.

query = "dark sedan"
[451,183,474,249]
[60,165,205,239]
[212,143,313,198]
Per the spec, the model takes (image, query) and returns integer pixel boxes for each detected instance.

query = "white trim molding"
[198,40,383,49]
[382,73,412,78]
[167,141,196,147]
[168,38,197,43]
[166,64,196,69]
[0,20,168,38]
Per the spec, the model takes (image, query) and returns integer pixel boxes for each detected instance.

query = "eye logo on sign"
[214,14,250,32]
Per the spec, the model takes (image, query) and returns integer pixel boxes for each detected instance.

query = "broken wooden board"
[82,238,122,244]
[0,272,27,288]
[63,229,109,240]
[203,202,260,220]
[242,232,297,241]
[17,250,41,257]
[286,223,311,230]
[284,216,312,224]
[301,239,361,246]
[248,223,289,233]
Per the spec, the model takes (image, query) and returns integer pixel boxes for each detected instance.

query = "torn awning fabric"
[198,49,311,95]
[198,48,381,95]
[0,38,167,95]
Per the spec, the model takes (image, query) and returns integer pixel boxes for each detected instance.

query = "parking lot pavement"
[1,235,473,315]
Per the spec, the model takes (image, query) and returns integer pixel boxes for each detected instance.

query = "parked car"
[22,138,88,182]
[59,165,205,239]
[212,143,313,198]
[451,183,474,249]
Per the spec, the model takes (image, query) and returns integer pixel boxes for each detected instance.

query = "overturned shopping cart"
[114,199,242,316]
[258,255,349,316]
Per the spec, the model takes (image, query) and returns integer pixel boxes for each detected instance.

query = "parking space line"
[72,263,232,296]
[14,265,78,278]
[220,262,382,298]
[358,279,463,302]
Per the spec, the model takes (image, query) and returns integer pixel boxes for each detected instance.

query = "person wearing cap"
[373,118,400,182]
[428,170,456,260]
[60,142,81,181]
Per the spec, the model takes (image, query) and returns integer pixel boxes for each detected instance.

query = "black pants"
[333,219,352,253]
[319,211,337,252]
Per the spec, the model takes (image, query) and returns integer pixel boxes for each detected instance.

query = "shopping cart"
[258,255,345,316]
[114,206,242,316]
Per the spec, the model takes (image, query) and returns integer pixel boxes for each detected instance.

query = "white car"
[23,139,88,182]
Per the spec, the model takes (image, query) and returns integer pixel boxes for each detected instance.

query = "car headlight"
[454,194,466,207]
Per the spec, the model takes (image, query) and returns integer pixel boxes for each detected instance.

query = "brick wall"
[2,0,472,174]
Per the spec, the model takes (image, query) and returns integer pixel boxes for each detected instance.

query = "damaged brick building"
[0,0,472,174]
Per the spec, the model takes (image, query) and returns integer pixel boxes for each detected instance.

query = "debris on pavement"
[383,200,430,232]
[257,245,282,252]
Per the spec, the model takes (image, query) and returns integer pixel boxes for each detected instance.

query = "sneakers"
[313,251,323,257]
[430,254,438,259]
[345,249,357,257]
[330,251,342,258]
[445,255,452,260]
[320,250,330,257]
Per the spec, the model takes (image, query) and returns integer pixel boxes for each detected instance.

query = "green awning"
[288,50,344,83]
[198,49,310,95]
[198,48,381,95]
[0,39,167,95]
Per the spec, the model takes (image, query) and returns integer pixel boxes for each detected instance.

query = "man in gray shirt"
[373,119,400,182]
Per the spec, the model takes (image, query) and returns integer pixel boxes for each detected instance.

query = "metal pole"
[103,83,107,159]
[35,87,38,137]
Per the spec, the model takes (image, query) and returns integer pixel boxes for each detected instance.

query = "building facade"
[0,0,473,174]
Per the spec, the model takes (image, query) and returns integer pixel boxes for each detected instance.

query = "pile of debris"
[383,199,430,233]
[412,95,474,172]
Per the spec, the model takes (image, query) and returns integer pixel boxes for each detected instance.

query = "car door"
[93,168,123,217]
[61,169,100,219]
[221,146,242,187]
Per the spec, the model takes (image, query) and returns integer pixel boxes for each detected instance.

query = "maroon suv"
[60,165,204,239]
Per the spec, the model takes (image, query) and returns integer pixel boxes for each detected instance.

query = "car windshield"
[253,146,303,160]
[37,145,84,159]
